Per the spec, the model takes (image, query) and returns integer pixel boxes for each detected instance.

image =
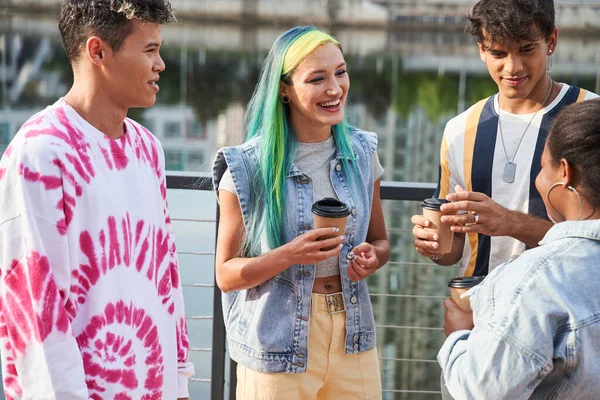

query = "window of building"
[164,150,183,171]
[164,121,181,138]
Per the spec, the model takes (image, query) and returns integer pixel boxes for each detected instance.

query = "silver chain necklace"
[498,77,554,183]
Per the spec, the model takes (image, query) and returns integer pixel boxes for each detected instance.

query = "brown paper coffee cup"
[448,276,485,312]
[312,198,351,251]
[422,198,455,254]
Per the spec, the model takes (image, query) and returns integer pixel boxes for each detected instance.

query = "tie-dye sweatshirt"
[0,99,194,399]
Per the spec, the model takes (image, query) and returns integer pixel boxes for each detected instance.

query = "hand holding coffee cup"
[284,227,345,265]
[312,198,351,251]
[443,298,474,337]
[420,198,457,254]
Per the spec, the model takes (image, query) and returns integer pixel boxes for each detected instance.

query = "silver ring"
[473,213,480,224]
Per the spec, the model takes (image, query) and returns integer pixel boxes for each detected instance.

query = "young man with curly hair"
[413,0,598,277]
[411,1,597,398]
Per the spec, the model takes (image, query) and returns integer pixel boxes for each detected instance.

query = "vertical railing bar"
[229,271,238,396]
[229,353,238,399]
[210,205,226,400]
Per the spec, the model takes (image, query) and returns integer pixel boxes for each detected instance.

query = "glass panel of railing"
[167,189,455,399]
[167,188,217,399]
[366,199,456,399]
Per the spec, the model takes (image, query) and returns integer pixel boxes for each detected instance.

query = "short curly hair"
[58,0,175,63]
[467,0,555,49]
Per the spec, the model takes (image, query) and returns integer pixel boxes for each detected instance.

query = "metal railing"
[166,172,440,399]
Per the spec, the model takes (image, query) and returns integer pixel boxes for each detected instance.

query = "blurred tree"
[465,75,497,106]
[184,51,239,130]
[348,55,394,121]
[394,73,420,119]
[416,73,459,124]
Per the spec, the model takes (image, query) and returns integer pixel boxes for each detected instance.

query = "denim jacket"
[438,219,600,399]
[212,128,378,373]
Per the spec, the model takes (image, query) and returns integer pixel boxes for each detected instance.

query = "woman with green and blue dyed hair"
[213,26,389,399]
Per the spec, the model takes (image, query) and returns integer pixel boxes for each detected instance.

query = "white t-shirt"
[439,84,598,276]
[0,99,194,399]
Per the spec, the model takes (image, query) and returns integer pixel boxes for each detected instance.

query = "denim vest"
[439,219,600,399]
[212,128,378,373]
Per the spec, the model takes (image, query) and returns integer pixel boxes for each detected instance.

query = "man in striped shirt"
[412,0,598,278]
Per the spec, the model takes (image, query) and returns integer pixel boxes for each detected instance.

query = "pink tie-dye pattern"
[2,251,69,354]
[76,301,164,399]
[100,147,114,170]
[17,107,163,235]
[108,217,122,269]
[0,104,192,397]
[25,109,95,181]
[57,192,77,231]
[19,164,62,190]
[130,124,160,175]
[2,354,21,400]
[69,215,176,322]
[21,109,96,234]
[109,136,130,171]
[0,267,22,399]
[0,251,72,397]
[176,317,190,363]
[52,159,83,196]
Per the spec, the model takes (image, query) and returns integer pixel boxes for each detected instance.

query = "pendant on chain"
[503,162,517,183]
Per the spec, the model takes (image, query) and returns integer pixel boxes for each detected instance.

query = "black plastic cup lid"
[421,198,449,211]
[448,276,485,288]
[312,198,351,218]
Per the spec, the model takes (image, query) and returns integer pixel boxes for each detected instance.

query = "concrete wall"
[5,0,600,29]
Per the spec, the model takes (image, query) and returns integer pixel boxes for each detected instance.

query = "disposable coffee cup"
[421,198,456,254]
[448,276,485,312]
[312,198,351,251]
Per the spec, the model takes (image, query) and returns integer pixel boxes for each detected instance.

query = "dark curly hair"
[59,0,175,64]
[547,98,600,209]
[467,0,555,48]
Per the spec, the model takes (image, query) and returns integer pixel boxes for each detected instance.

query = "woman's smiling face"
[281,43,349,134]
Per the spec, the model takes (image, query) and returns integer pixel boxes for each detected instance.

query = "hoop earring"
[545,182,582,223]
[282,95,290,104]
